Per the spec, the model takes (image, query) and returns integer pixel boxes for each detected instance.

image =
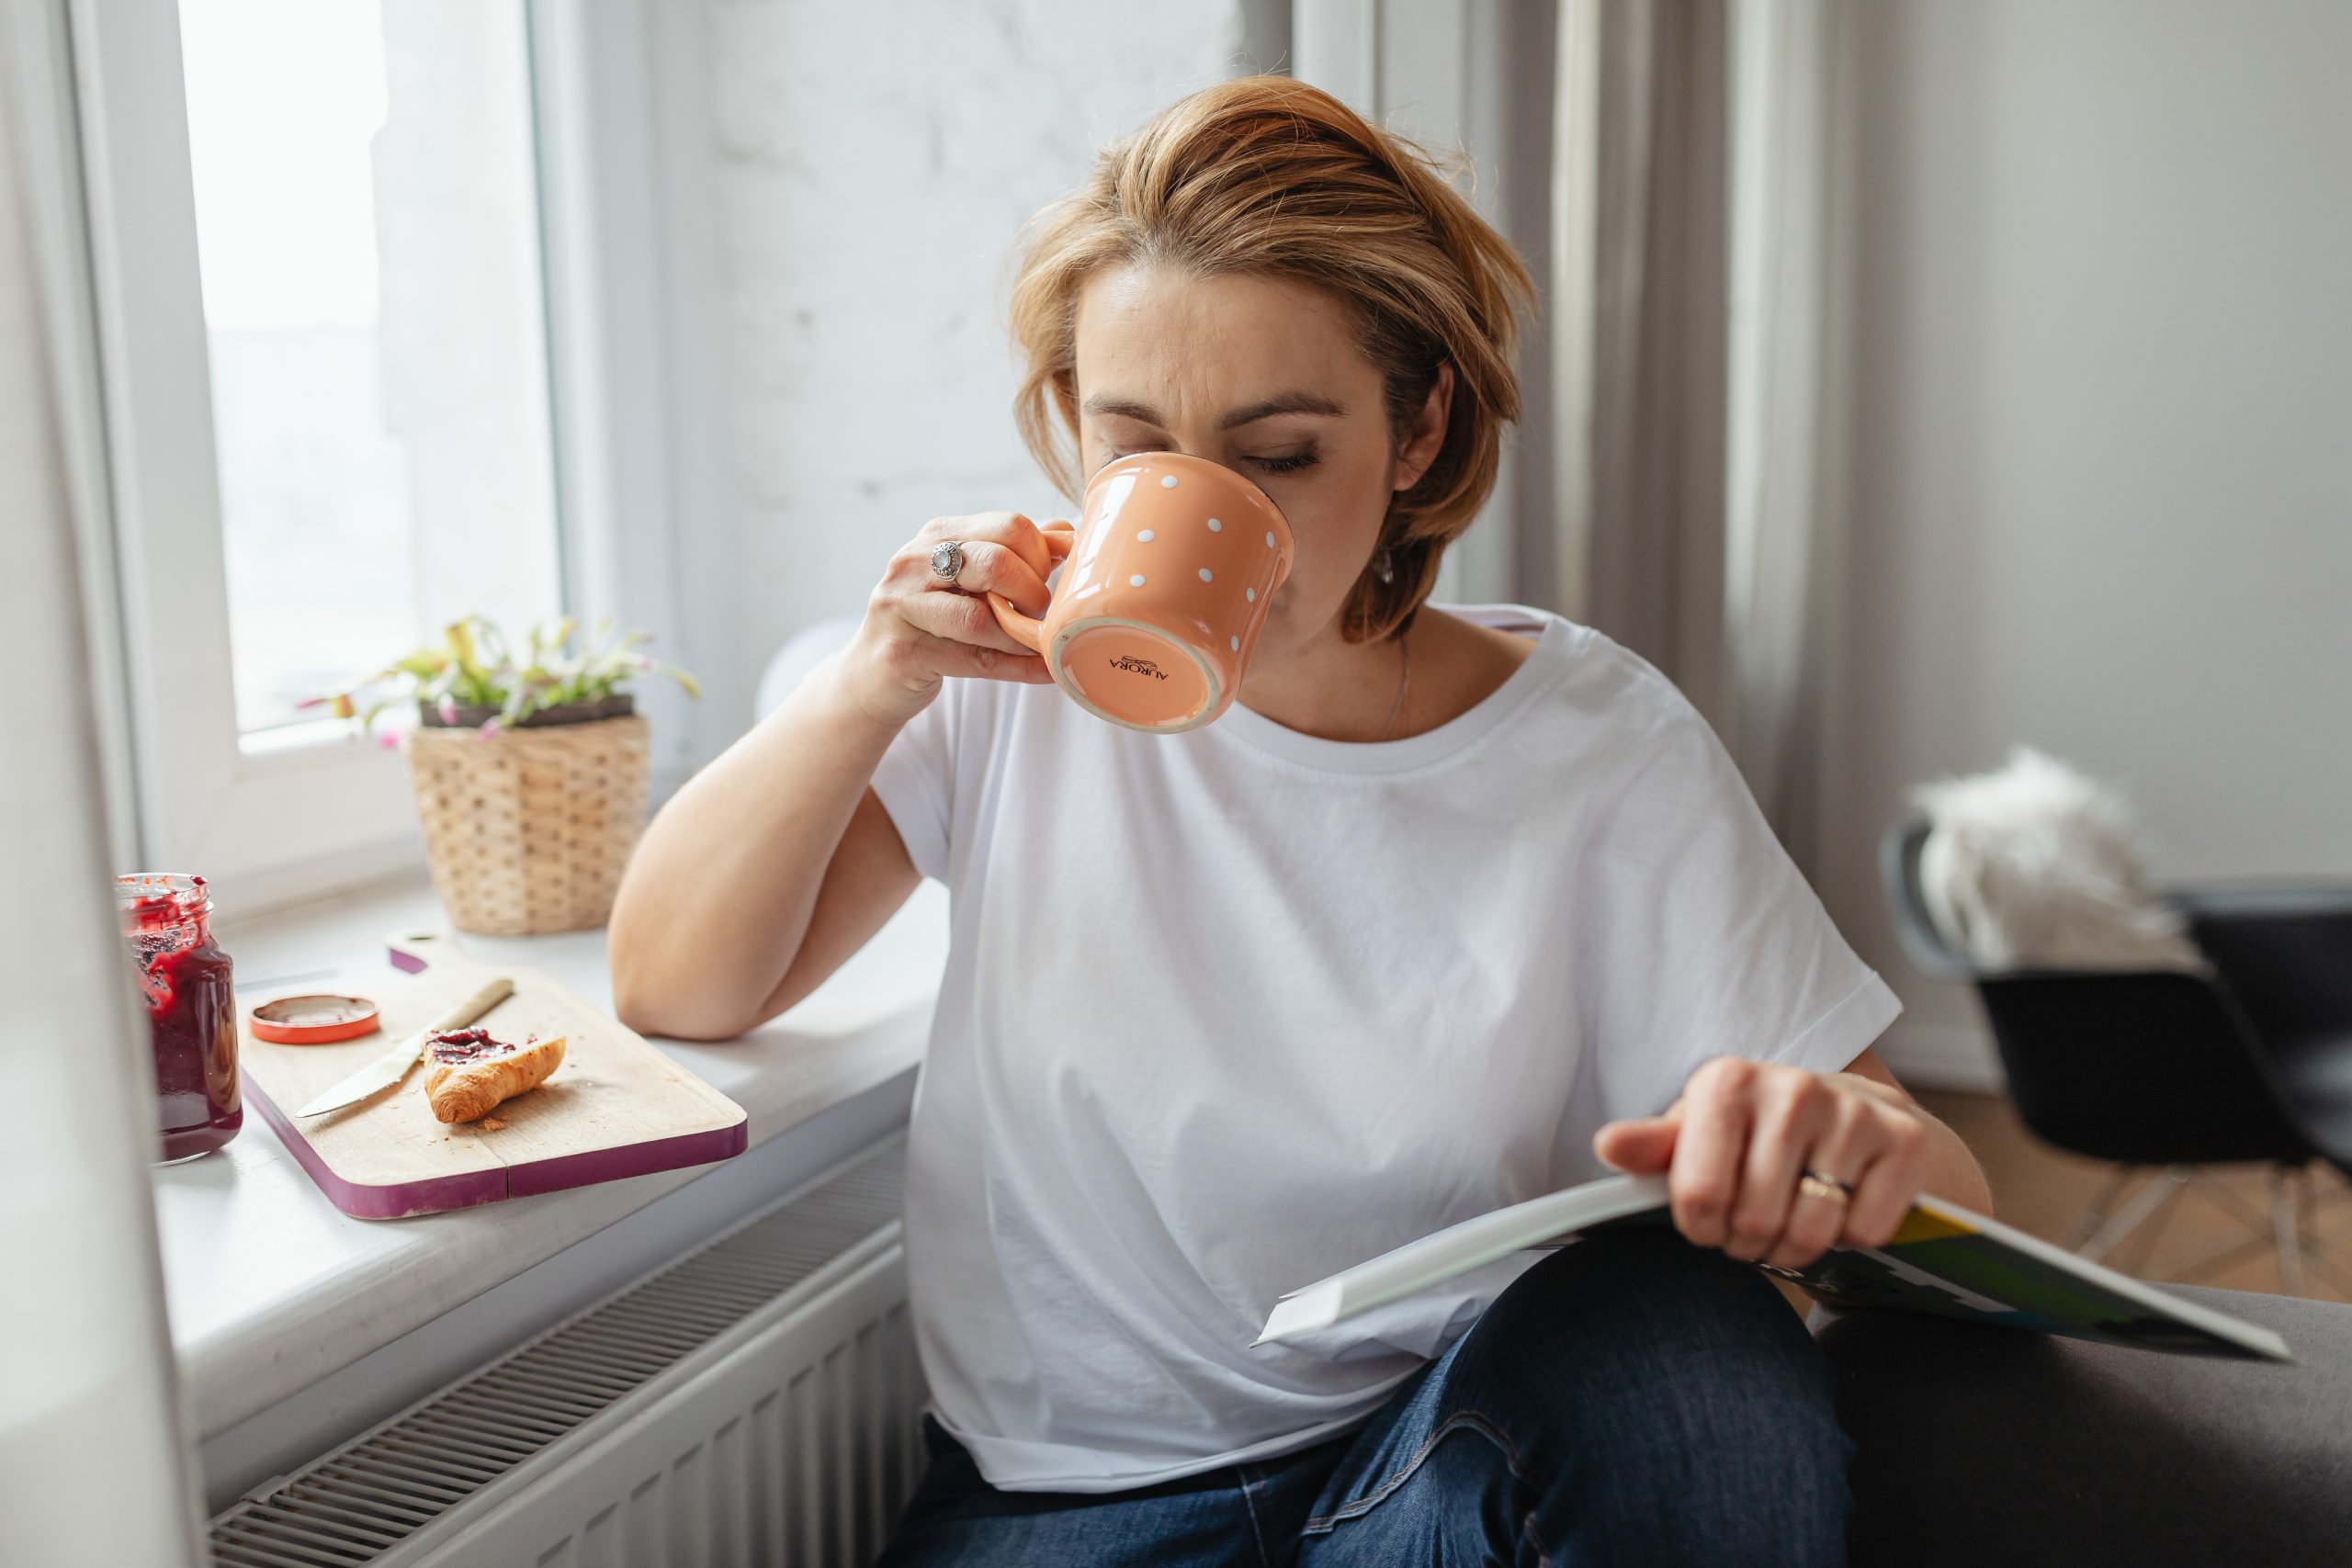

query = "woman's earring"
[1374,549,1396,585]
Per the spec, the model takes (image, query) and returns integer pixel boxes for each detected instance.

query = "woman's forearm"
[608,510,1064,1038]
[607,651,906,1039]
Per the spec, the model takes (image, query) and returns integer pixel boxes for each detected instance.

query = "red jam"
[117,874,241,1163]
[427,1028,514,1066]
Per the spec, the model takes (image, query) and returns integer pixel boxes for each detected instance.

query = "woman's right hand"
[840,511,1067,726]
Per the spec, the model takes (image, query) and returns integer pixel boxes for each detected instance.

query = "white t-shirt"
[866,602,1899,1494]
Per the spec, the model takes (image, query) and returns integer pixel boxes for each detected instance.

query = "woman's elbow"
[612,976,760,1043]
[607,935,758,1043]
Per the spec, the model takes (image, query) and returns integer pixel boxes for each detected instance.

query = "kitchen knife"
[293,976,515,1117]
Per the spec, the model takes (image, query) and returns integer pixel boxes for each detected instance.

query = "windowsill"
[236,715,397,760]
[156,869,948,1444]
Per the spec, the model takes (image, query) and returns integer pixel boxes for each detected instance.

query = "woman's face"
[1070,264,1446,660]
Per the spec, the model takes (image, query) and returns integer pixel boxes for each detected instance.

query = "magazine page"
[1250,1175,1668,1348]
[1254,1179,2290,1363]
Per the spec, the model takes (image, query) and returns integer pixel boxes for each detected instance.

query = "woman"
[611,75,1989,1566]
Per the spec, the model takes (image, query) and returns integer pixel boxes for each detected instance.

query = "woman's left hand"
[1591,1056,1933,1270]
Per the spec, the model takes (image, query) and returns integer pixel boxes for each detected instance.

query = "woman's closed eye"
[1249,449,1319,474]
[1101,444,1319,476]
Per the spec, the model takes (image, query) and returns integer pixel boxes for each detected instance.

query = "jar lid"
[250,994,381,1045]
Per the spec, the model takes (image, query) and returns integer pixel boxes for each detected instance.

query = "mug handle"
[985,524,1077,656]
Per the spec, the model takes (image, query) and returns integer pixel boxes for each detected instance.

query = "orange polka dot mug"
[989,452,1297,733]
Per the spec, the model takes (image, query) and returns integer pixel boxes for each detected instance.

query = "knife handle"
[291,976,520,1118]
[428,977,516,1037]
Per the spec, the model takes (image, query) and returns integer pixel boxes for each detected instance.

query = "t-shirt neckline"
[1204,603,1573,775]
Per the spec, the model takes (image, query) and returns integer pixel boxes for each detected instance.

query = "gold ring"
[1798,1169,1854,1205]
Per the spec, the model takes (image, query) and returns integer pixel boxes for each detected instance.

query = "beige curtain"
[1552,0,1851,874]
[1554,0,1731,723]
[0,24,209,1568]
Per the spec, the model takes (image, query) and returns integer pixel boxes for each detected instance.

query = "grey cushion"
[1815,1286,2352,1566]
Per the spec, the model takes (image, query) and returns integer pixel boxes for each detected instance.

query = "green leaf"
[303,612,700,728]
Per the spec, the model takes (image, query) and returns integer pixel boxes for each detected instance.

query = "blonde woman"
[611,76,1989,1567]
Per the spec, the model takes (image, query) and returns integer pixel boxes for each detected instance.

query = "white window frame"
[526,0,712,804]
[47,0,691,910]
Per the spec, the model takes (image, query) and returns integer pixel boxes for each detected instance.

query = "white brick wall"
[700,0,1258,694]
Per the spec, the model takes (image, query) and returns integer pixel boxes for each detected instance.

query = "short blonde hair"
[1007,75,1537,643]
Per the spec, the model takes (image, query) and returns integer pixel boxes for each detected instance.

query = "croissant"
[424,1031,567,1124]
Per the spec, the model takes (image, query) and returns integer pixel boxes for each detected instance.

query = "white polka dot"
[1198,568,1213,582]
[1159,475,1178,488]
[1206,517,1222,532]
[1245,587,1256,603]
[1129,573,1147,587]
[1137,529,1154,541]
[1229,636,1240,651]
[1264,531,1276,547]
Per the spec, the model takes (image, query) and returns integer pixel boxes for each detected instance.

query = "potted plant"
[316,617,699,936]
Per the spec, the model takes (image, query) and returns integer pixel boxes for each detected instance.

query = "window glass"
[178,0,560,737]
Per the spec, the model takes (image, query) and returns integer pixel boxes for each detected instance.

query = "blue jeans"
[874,1230,1851,1566]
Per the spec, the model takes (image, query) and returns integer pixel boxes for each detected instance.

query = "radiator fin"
[209,1139,922,1567]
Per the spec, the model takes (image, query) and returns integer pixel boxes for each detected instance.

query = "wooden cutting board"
[239,945,747,1220]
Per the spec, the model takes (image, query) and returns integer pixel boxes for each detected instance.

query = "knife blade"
[293,976,516,1117]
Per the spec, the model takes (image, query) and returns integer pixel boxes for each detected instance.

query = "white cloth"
[867,603,1900,1493]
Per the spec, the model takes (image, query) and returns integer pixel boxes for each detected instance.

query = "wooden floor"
[1916,1089,2352,1303]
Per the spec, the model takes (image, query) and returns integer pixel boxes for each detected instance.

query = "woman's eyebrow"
[1220,392,1347,429]
[1080,391,1348,430]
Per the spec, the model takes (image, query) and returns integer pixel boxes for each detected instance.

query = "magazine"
[1253,1174,2291,1361]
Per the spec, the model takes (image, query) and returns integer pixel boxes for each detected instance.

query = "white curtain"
[1724,0,1853,872]
[1554,0,1852,874]
[0,28,209,1568]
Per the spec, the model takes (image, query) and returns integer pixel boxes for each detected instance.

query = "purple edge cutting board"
[239,941,748,1220]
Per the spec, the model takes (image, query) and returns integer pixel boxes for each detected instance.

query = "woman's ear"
[1393,361,1455,492]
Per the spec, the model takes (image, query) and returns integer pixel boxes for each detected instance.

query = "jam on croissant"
[424,1029,566,1124]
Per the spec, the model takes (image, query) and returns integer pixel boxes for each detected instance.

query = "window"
[178,0,561,739]
[62,0,586,904]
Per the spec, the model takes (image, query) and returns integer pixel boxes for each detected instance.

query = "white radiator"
[208,1138,930,1568]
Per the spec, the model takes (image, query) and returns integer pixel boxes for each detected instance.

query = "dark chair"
[1880,818,2352,1290]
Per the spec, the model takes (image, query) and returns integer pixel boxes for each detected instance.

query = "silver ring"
[929,540,967,583]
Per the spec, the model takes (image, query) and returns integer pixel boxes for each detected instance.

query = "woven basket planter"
[406,709,651,935]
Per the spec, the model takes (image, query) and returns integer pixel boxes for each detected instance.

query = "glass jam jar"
[117,874,242,1163]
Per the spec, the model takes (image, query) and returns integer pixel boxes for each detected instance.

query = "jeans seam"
[1237,1465,1274,1568]
[1299,1409,1529,1533]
